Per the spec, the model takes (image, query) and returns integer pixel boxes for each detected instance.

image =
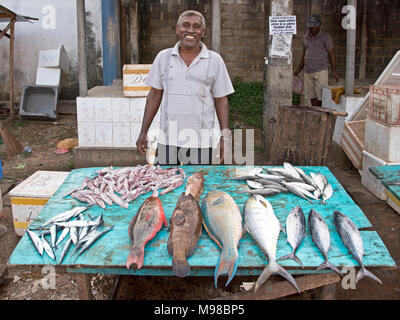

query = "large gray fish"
[334,211,382,284]
[244,195,300,293]
[308,210,343,276]
[278,206,306,268]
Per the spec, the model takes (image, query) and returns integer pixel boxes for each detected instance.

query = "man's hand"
[136,132,148,155]
[294,69,300,77]
[333,71,339,82]
[219,139,225,163]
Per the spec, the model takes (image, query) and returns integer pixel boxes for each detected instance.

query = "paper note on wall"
[269,16,297,35]
[271,34,293,58]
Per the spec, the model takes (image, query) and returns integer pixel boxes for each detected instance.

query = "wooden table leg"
[108,275,122,300]
[311,283,337,300]
[75,273,93,300]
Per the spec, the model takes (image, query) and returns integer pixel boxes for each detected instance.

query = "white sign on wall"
[269,16,297,35]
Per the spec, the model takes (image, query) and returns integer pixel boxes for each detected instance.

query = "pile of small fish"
[26,206,113,264]
[64,165,186,209]
[231,162,334,204]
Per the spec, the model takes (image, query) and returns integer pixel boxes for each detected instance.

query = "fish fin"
[126,247,144,270]
[356,266,382,285]
[214,250,239,288]
[167,238,173,256]
[277,253,304,269]
[255,262,300,294]
[202,220,222,250]
[211,196,225,207]
[317,261,343,277]
[163,212,168,229]
[172,257,191,278]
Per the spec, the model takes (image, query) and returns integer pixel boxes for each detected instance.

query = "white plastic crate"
[9,171,70,236]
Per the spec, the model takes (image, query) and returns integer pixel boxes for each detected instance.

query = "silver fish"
[255,173,285,183]
[242,188,281,196]
[256,179,286,189]
[311,173,326,193]
[55,219,102,228]
[295,167,316,187]
[74,227,113,262]
[58,238,73,264]
[244,195,300,293]
[70,226,79,246]
[41,235,56,261]
[322,183,333,204]
[286,182,316,192]
[50,225,57,249]
[308,210,343,276]
[26,229,44,256]
[230,175,258,181]
[282,182,313,203]
[246,180,264,189]
[41,207,87,228]
[278,206,306,268]
[283,162,302,181]
[334,211,382,284]
[55,227,70,246]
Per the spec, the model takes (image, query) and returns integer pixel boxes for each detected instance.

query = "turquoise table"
[8,166,396,298]
[370,165,400,214]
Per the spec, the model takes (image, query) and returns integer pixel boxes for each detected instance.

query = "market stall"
[8,164,396,299]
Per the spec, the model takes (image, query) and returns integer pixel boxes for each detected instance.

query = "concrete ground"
[0,113,399,300]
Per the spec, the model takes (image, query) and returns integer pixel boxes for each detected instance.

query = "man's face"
[309,25,321,36]
[176,15,205,49]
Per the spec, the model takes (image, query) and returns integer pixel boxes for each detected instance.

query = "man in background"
[294,14,339,106]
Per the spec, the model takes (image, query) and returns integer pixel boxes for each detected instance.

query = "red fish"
[126,193,167,269]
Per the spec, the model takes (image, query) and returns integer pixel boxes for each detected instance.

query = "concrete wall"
[0,0,103,101]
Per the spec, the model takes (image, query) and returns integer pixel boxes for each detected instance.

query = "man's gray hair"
[177,10,206,29]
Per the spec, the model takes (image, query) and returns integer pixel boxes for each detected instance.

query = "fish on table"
[167,172,204,277]
[308,209,343,276]
[126,191,168,270]
[334,211,382,284]
[244,195,300,293]
[201,190,243,288]
[278,205,306,268]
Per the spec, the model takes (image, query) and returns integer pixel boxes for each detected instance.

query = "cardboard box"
[9,171,69,236]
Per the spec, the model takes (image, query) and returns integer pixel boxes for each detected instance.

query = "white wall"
[0,0,103,100]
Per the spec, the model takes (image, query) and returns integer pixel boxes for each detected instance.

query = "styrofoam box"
[38,45,68,71]
[365,117,400,162]
[386,189,400,215]
[123,64,152,97]
[361,150,400,201]
[340,120,365,170]
[35,67,61,87]
[9,171,70,236]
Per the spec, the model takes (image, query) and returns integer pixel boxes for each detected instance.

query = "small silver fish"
[322,183,333,204]
[58,238,73,265]
[74,227,113,262]
[41,207,87,228]
[242,188,281,196]
[26,229,44,256]
[334,211,382,284]
[41,235,56,261]
[246,180,264,189]
[278,206,306,268]
[308,209,343,276]
[55,227,70,246]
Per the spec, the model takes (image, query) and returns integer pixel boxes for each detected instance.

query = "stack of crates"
[361,84,400,200]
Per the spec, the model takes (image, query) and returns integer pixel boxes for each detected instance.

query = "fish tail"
[172,257,191,278]
[214,250,239,288]
[317,260,343,277]
[277,252,304,268]
[126,247,144,270]
[356,266,382,285]
[255,262,301,294]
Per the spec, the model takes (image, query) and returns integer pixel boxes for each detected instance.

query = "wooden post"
[9,18,15,117]
[76,0,88,97]
[263,0,294,161]
[211,0,221,54]
[129,0,140,64]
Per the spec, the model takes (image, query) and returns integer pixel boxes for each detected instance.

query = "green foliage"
[228,78,263,129]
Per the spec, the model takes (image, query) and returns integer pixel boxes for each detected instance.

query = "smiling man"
[136,10,234,165]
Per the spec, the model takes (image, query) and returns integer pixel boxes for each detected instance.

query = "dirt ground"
[0,107,399,300]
